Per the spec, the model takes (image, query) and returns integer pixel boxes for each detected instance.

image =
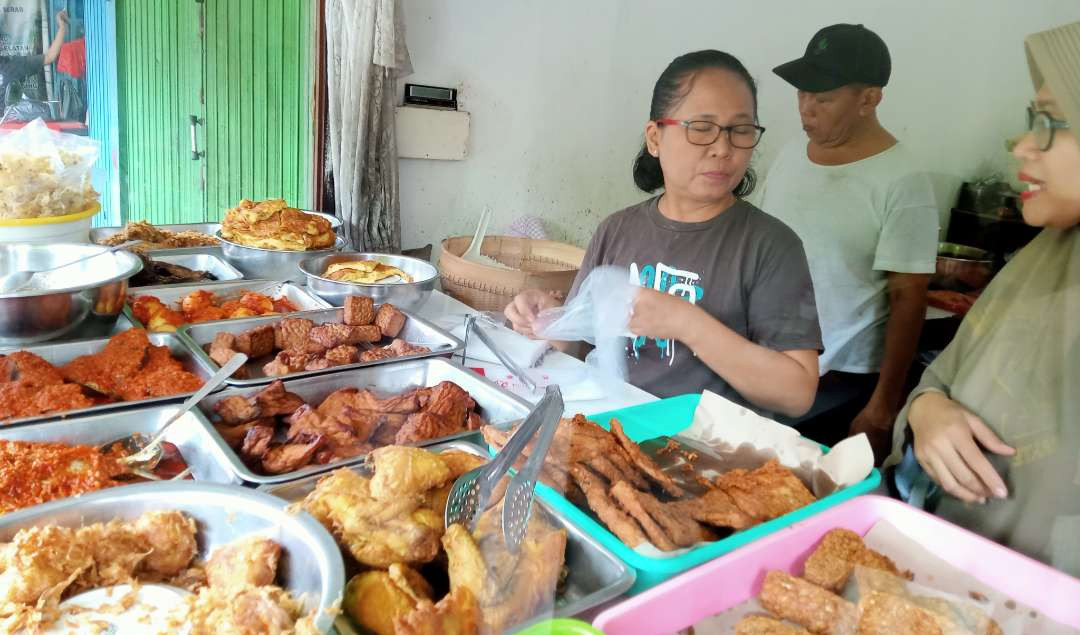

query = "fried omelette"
[221,198,336,251]
[324,260,413,283]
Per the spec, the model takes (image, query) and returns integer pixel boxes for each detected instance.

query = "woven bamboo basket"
[439,236,586,312]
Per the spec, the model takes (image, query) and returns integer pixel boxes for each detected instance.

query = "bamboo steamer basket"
[439,235,586,312]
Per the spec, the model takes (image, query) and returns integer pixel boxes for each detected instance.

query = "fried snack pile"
[206,297,428,379]
[131,289,299,332]
[0,330,204,423]
[0,512,316,634]
[99,220,221,251]
[737,529,1002,635]
[483,416,818,551]
[221,198,336,251]
[303,446,567,635]
[210,377,487,475]
[325,260,414,284]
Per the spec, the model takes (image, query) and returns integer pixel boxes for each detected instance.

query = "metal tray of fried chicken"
[0,481,344,634]
[0,331,220,428]
[124,279,333,329]
[0,404,241,492]
[260,440,636,634]
[196,358,534,485]
[178,306,464,387]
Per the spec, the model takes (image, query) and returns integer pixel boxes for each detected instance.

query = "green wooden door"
[116,1,316,224]
[115,0,204,224]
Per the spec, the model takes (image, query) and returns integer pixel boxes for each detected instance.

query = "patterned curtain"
[325,0,411,252]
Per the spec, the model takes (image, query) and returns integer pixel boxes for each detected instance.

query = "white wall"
[398,0,1080,252]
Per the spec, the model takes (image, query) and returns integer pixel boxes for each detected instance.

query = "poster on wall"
[0,0,86,129]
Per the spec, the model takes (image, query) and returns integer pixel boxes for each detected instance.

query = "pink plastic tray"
[592,495,1080,634]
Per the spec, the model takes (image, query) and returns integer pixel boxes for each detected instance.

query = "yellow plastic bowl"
[0,202,101,243]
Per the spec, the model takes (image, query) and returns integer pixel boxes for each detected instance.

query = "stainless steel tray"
[0,481,344,634]
[197,358,533,484]
[261,440,635,634]
[0,331,221,428]
[178,307,464,387]
[124,279,332,329]
[90,222,222,247]
[130,252,243,287]
[0,404,239,486]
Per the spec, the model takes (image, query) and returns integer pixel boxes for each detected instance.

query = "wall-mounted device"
[403,83,457,110]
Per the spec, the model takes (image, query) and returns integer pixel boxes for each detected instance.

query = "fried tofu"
[234,324,276,358]
[375,303,407,338]
[344,295,376,326]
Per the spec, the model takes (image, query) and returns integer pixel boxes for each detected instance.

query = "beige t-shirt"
[761,141,939,374]
[569,196,822,416]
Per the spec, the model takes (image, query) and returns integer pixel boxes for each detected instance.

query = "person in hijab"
[885,20,1080,577]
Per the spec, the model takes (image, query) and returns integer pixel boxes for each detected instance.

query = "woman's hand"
[628,288,700,341]
[504,289,563,339]
[909,391,1016,504]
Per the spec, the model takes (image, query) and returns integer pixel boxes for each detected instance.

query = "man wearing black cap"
[761,24,938,461]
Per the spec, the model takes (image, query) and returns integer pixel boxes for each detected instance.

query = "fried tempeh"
[758,570,857,635]
[570,464,647,548]
[608,418,684,498]
[855,591,949,635]
[669,487,754,530]
[736,615,812,635]
[803,528,910,592]
[716,460,816,523]
[609,480,711,548]
[607,480,677,550]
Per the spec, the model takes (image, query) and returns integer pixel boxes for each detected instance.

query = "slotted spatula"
[444,384,563,546]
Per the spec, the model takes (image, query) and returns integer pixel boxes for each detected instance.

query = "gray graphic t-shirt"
[569,196,822,415]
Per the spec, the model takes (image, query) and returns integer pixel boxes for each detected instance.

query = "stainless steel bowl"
[0,481,344,633]
[299,252,438,309]
[0,243,142,345]
[933,241,994,291]
[216,231,345,283]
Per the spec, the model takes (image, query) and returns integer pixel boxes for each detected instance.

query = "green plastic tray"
[533,393,881,594]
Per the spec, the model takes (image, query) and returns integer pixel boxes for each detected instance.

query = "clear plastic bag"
[0,118,99,219]
[533,265,637,382]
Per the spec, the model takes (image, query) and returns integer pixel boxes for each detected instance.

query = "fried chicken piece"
[119,365,204,400]
[344,565,432,635]
[856,591,949,635]
[607,480,677,550]
[570,464,647,548]
[716,460,817,523]
[395,412,463,445]
[0,524,92,604]
[0,351,63,386]
[273,317,315,351]
[213,418,276,449]
[240,425,275,463]
[0,381,97,420]
[214,395,262,425]
[803,529,909,592]
[312,389,384,441]
[438,450,488,479]
[344,295,376,326]
[73,520,149,592]
[206,536,281,591]
[370,413,409,446]
[186,584,308,635]
[133,510,198,580]
[350,388,421,414]
[325,344,359,366]
[736,615,812,635]
[309,322,382,348]
[375,303,407,338]
[262,435,324,474]
[444,504,567,634]
[421,381,473,426]
[301,468,443,567]
[395,587,481,635]
[368,445,453,499]
[286,404,369,461]
[608,418,684,498]
[143,344,185,372]
[669,487,754,530]
[251,380,306,416]
[758,570,857,635]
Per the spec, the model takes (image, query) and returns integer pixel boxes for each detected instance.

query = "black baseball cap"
[773,24,891,92]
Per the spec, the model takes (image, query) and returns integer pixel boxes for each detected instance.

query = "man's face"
[796,85,869,147]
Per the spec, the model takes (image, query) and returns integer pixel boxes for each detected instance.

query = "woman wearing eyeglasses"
[505,50,823,418]
[884,21,1080,576]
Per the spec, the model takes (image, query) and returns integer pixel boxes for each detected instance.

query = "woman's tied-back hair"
[633,50,759,197]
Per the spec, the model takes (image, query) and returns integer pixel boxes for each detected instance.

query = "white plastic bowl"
[0,202,101,244]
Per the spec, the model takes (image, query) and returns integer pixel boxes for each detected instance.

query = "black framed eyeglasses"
[656,118,766,149]
[1027,106,1070,151]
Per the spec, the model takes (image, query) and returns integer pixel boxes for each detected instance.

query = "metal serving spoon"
[0,240,140,294]
[101,352,248,471]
